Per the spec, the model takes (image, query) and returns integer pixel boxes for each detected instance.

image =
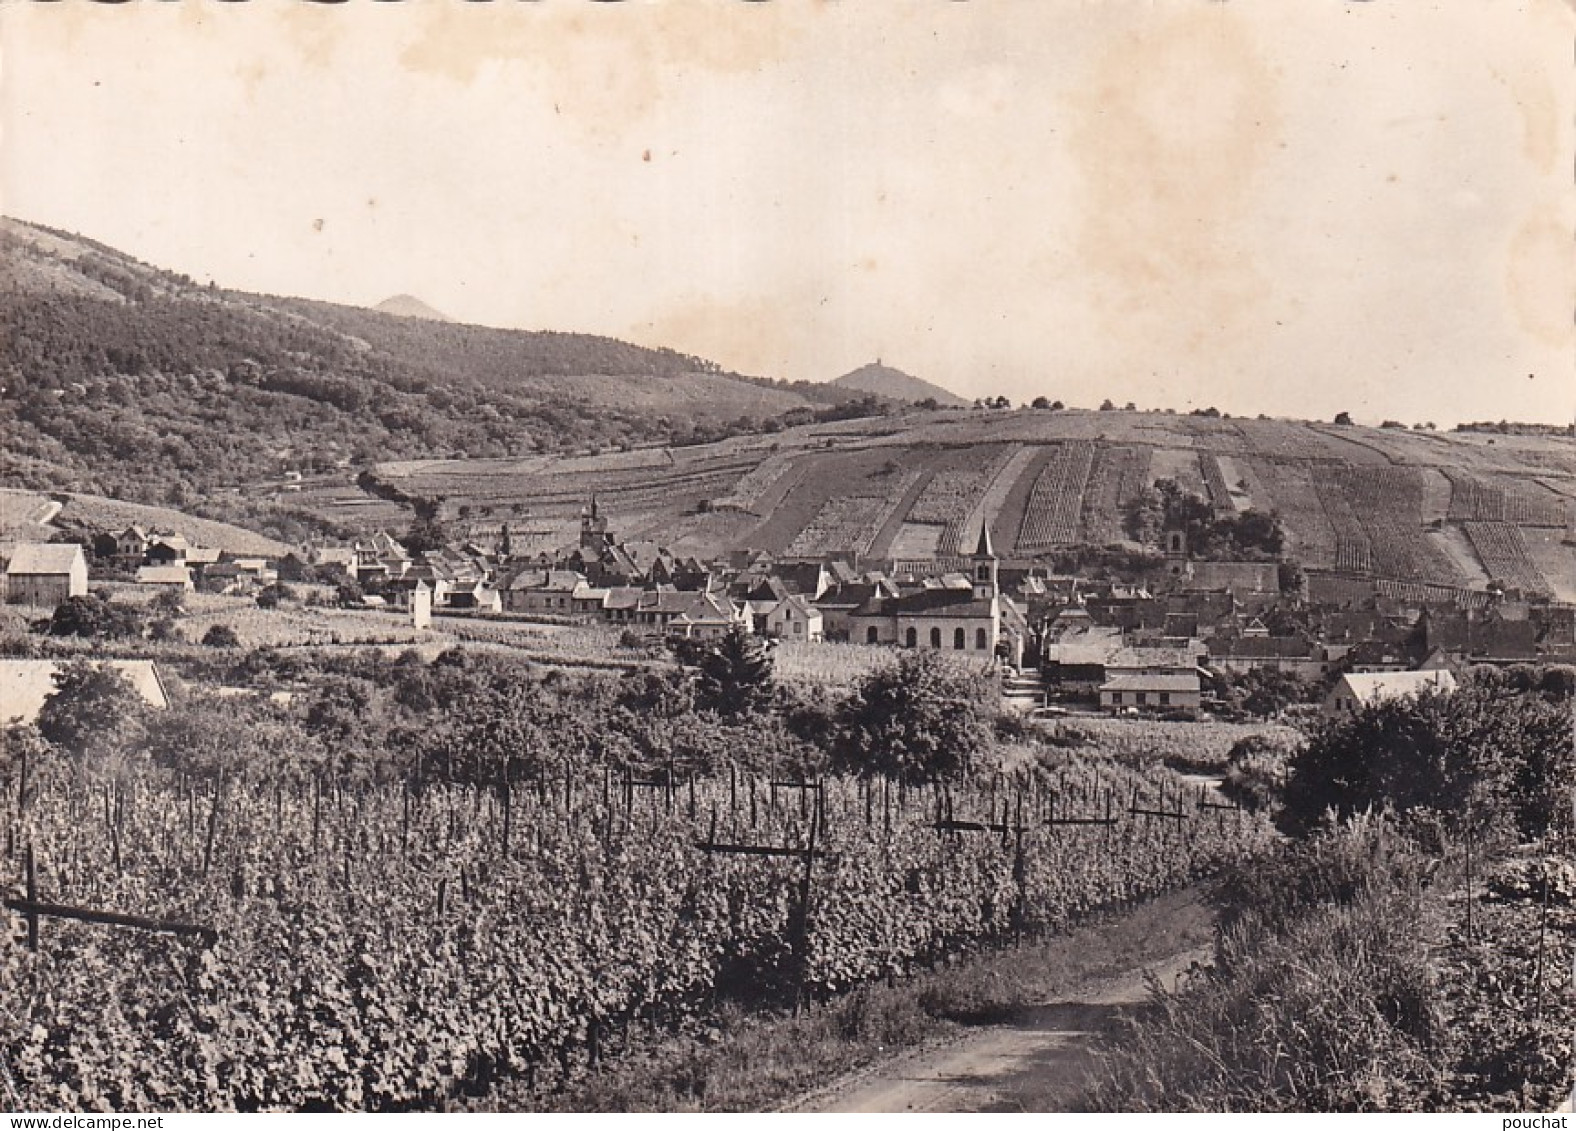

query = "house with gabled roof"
[764,593,823,642]
[136,564,194,591]
[1322,669,1457,718]
[1100,672,1202,713]
[145,534,190,565]
[505,568,588,615]
[1,659,170,725]
[669,592,752,640]
[113,525,152,562]
[4,543,88,607]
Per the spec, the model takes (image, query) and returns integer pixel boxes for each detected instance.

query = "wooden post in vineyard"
[1011,788,1027,945]
[202,779,223,877]
[501,778,512,859]
[793,788,823,1015]
[23,844,38,951]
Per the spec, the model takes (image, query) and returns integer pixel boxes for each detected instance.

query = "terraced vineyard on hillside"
[355,412,1576,597]
[1463,521,1552,597]
[1017,442,1097,549]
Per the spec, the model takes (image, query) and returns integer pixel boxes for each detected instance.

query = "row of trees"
[17,629,1000,789]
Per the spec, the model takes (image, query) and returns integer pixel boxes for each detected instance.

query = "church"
[848,524,1025,666]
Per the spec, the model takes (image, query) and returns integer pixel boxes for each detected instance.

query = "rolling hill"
[368,408,1576,601]
[831,361,968,407]
[0,217,822,537]
[6,217,1575,604]
[373,294,451,322]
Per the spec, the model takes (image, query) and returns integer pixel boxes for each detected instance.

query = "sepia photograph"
[0,0,1573,1116]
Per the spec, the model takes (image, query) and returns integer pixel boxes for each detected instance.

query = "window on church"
[976,627,987,650]
[929,627,942,648]
[954,628,965,650]
[868,626,880,644]
[905,627,917,648]
[1136,692,1148,705]
[1111,692,1123,705]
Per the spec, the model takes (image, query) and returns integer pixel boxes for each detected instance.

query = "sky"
[2,0,1572,428]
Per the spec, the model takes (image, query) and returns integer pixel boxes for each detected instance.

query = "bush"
[1219,732,1299,813]
[202,624,241,648]
[834,650,995,783]
[43,593,145,640]
[1280,676,1571,844]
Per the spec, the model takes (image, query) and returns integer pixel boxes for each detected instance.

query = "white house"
[1099,672,1202,713]
[1322,669,1458,719]
[764,593,823,642]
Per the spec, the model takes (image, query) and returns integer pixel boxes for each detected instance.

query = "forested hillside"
[0,219,817,523]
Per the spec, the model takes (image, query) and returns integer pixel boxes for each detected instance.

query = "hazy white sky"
[2,1,1572,426]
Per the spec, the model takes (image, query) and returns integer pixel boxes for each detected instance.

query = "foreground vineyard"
[3,762,1272,1111]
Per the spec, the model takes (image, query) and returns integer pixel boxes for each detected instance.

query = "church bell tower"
[971,521,999,600]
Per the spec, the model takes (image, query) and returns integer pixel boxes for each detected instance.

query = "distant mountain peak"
[830,360,968,407]
[374,294,451,322]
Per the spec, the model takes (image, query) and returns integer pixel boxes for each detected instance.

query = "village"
[6,489,1574,730]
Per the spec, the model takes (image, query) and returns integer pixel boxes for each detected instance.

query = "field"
[902,447,1016,557]
[773,639,911,689]
[1520,527,1576,604]
[0,489,289,557]
[1246,459,1338,570]
[1445,472,1569,527]
[1016,442,1096,549]
[1031,717,1302,772]
[1199,453,1235,515]
[1079,446,1150,546]
[1462,522,1553,597]
[1335,468,1463,585]
[330,412,1576,588]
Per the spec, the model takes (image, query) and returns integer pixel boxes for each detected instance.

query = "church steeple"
[579,494,610,550]
[971,521,998,599]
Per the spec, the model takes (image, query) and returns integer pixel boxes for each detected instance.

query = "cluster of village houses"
[6,499,1575,721]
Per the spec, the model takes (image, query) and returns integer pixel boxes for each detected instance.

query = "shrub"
[1219,732,1298,813]
[834,650,995,783]
[1280,676,1571,844]
[202,624,241,648]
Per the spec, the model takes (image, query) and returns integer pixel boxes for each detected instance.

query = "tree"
[1100,399,1116,411]
[149,587,186,617]
[1031,396,1051,410]
[36,658,150,761]
[202,624,241,647]
[1049,400,1064,411]
[1334,411,1353,426]
[1279,674,1572,842]
[835,650,993,783]
[45,593,145,640]
[256,582,293,609]
[684,627,776,718]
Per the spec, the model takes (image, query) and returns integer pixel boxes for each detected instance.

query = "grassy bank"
[1083,821,1575,1112]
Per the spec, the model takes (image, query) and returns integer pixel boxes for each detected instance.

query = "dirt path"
[791,914,1213,1113]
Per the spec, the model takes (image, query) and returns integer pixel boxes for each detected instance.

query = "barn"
[4,543,88,607]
